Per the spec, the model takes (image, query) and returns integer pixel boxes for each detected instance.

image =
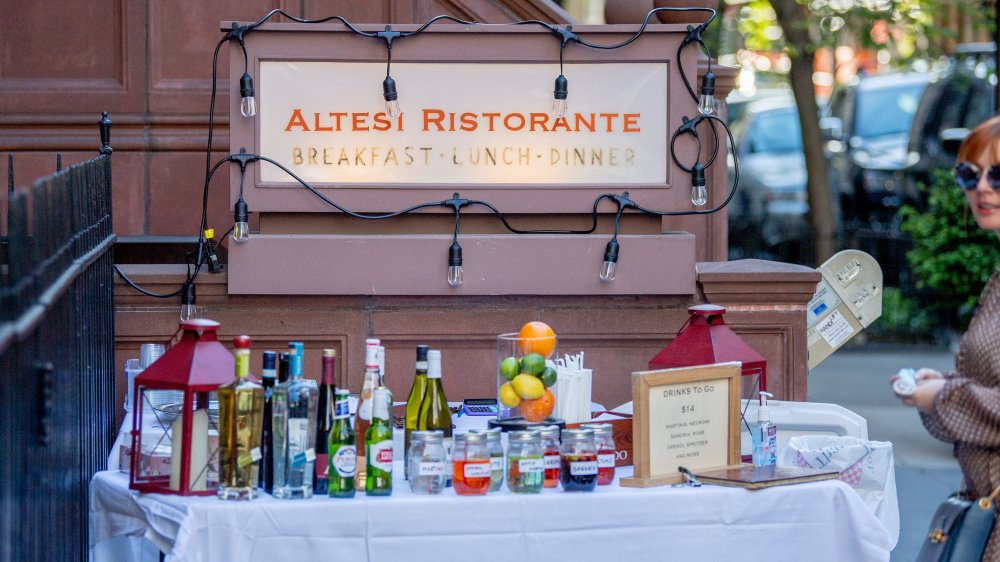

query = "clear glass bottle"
[218,335,265,500]
[537,425,561,488]
[472,427,504,491]
[507,430,544,494]
[314,348,336,494]
[404,345,430,479]
[258,350,276,493]
[366,386,393,496]
[559,428,598,492]
[591,423,617,485]
[452,432,491,496]
[272,342,319,499]
[407,430,447,495]
[327,388,356,498]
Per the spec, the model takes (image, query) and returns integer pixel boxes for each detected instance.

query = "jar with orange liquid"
[452,432,491,496]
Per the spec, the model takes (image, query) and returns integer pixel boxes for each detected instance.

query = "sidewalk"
[807,346,962,562]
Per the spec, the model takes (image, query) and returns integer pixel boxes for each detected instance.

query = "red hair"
[958,115,1000,163]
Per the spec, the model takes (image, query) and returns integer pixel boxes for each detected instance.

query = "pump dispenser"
[751,391,777,467]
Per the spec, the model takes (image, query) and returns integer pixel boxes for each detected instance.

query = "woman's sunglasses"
[953,161,1000,191]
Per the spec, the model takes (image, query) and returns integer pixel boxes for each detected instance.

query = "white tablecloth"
[90,466,891,562]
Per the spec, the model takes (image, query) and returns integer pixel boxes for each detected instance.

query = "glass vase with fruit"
[494,321,560,428]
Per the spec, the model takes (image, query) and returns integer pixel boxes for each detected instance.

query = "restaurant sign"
[259,61,668,185]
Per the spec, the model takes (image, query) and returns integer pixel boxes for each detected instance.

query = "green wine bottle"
[417,350,452,484]
[404,345,430,479]
[327,388,356,498]
[365,386,393,496]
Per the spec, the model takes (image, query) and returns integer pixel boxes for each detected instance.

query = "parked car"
[900,46,996,206]
[821,72,931,225]
[727,95,811,263]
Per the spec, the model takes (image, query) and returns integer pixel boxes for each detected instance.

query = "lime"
[520,353,546,376]
[499,382,521,408]
[512,373,545,400]
[500,356,520,380]
[538,367,557,388]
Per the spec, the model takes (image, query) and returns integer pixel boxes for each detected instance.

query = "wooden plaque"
[620,362,742,488]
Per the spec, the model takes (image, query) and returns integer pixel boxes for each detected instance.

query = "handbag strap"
[978,484,1000,510]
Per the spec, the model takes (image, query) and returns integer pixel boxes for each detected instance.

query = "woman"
[896,115,1000,560]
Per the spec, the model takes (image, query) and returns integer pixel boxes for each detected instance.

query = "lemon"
[500,356,520,381]
[512,373,545,400]
[520,353,546,376]
[499,382,521,408]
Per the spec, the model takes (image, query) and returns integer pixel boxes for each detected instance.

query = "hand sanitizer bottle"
[752,391,777,467]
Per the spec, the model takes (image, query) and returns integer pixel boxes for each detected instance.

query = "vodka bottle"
[217,335,264,500]
[327,388,356,498]
[404,345,430,479]
[272,342,319,499]
[314,348,336,494]
[365,386,393,496]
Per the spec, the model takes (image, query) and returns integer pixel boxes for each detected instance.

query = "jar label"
[418,461,446,476]
[518,458,544,473]
[332,445,356,477]
[544,454,560,469]
[570,460,598,476]
[369,440,393,472]
[598,453,616,468]
[490,457,504,471]
[463,462,492,478]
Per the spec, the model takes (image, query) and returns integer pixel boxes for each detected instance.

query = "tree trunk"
[770,0,836,264]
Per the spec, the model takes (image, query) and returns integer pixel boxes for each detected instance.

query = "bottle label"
[369,440,393,472]
[332,445,356,478]
[418,461,446,476]
[463,462,492,478]
[334,398,350,419]
[598,453,616,468]
[544,453,560,469]
[570,460,598,476]
[288,418,310,467]
[490,456,504,472]
[518,458,544,473]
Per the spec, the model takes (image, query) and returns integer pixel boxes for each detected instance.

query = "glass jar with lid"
[536,425,561,488]
[559,428,597,491]
[452,432,491,495]
[589,423,617,485]
[407,430,447,494]
[472,427,504,492]
[506,431,544,493]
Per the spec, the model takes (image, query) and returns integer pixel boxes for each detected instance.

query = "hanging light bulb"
[180,282,197,321]
[552,74,568,118]
[383,76,400,120]
[447,241,464,287]
[691,163,708,207]
[233,198,250,242]
[600,239,619,283]
[698,70,716,116]
[239,73,257,118]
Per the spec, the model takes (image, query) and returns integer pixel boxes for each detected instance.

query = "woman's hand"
[915,368,944,382]
[901,378,946,412]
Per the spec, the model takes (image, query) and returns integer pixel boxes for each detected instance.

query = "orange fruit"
[520,388,555,422]
[517,321,556,357]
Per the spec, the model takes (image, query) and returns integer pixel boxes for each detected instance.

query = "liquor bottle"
[217,335,265,500]
[314,348,337,494]
[272,342,319,499]
[404,345,430,479]
[259,350,277,493]
[418,349,453,484]
[366,386,393,496]
[328,388,356,498]
[278,352,290,384]
[354,339,380,449]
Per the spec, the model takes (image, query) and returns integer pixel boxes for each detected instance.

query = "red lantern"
[648,304,767,399]
[129,319,234,495]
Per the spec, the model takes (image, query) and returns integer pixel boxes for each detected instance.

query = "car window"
[747,109,802,153]
[935,77,971,135]
[855,82,926,138]
[963,78,993,128]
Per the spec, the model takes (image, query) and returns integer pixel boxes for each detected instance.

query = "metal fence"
[0,114,116,561]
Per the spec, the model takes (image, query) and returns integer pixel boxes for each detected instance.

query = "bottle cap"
[261,351,276,378]
[508,430,540,443]
[427,349,442,379]
[372,386,391,418]
[323,348,336,357]
[288,342,304,377]
[365,341,379,367]
[233,335,251,349]
[411,430,444,444]
[587,423,614,438]
[758,391,773,423]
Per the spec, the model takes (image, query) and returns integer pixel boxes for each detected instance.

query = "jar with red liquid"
[590,423,616,485]
[452,432,491,496]
[559,428,597,492]
[536,425,561,488]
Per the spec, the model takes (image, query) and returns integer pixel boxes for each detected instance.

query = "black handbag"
[917,485,999,562]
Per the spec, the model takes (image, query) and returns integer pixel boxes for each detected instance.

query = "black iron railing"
[0,113,116,561]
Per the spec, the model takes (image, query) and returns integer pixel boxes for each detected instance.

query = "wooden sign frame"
[620,362,742,488]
